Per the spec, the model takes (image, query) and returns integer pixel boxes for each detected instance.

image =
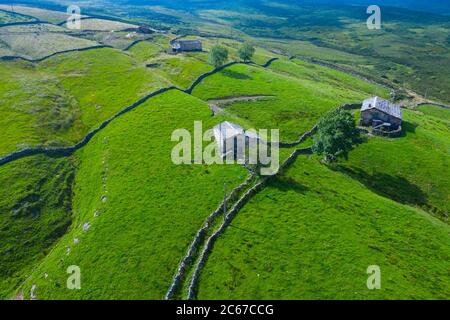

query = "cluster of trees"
[208,42,255,67]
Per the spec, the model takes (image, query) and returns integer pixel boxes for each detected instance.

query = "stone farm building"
[360,96,402,132]
[213,121,260,160]
[171,40,202,53]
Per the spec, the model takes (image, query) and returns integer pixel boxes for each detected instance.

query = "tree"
[237,43,255,62]
[312,108,360,162]
[208,45,229,68]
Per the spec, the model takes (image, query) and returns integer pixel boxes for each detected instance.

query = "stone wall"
[0,45,112,63]
[165,173,256,300]
[0,87,177,166]
[185,146,313,300]
[184,61,240,94]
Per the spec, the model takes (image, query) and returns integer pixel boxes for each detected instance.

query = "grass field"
[151,54,214,89]
[203,2,450,103]
[196,156,450,299]
[128,41,163,62]
[0,2,449,300]
[12,90,248,299]
[0,59,82,156]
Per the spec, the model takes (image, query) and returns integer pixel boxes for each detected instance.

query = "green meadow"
[128,41,163,62]
[339,109,450,220]
[0,155,75,297]
[417,104,450,122]
[0,2,449,301]
[13,90,248,299]
[196,156,450,300]
[192,61,387,141]
[0,48,170,157]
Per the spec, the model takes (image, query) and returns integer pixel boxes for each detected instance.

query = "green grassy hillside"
[0,155,75,298]
[192,61,387,141]
[13,90,248,299]
[0,4,448,300]
[417,104,450,122]
[339,109,450,220]
[0,48,170,157]
[0,60,80,155]
[128,41,163,62]
[196,156,450,299]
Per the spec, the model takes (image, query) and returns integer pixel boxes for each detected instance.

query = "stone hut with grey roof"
[213,121,260,161]
[360,96,402,131]
[171,40,202,53]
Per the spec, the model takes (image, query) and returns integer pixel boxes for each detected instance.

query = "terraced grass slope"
[196,156,450,299]
[14,90,248,299]
[0,155,75,298]
[339,109,450,220]
[192,61,388,141]
[0,18,447,300]
[38,48,169,131]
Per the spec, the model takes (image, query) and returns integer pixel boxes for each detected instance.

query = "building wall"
[360,110,401,129]
[179,42,202,51]
[221,135,259,161]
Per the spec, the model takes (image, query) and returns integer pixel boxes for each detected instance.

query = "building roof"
[361,96,402,119]
[213,121,261,142]
[177,40,201,44]
[213,121,244,142]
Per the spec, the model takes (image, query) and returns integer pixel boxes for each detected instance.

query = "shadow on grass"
[398,120,418,137]
[221,69,252,80]
[268,175,309,194]
[334,165,428,207]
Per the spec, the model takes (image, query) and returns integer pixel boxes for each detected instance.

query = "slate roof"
[213,121,244,142]
[213,121,260,142]
[171,40,202,49]
[361,96,402,119]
